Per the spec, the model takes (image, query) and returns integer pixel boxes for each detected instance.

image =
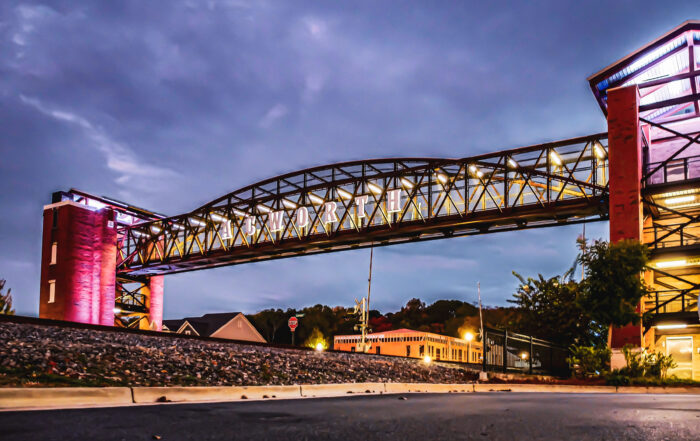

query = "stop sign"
[288,317,298,331]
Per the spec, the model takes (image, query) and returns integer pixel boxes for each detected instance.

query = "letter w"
[269,211,285,232]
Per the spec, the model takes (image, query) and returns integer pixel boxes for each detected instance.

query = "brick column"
[607,85,643,348]
[39,202,117,325]
[148,276,164,331]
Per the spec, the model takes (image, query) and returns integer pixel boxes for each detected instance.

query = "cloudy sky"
[1,1,697,318]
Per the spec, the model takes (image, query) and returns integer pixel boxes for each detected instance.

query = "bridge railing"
[644,154,700,186]
[117,133,609,276]
[644,220,700,250]
[644,289,699,315]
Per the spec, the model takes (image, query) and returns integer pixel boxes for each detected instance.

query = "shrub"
[605,371,631,386]
[567,345,611,378]
[620,344,678,378]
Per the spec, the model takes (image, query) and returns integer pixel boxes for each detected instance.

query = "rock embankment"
[0,322,477,387]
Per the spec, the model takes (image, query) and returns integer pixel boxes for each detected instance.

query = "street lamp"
[464,332,474,363]
[423,355,432,364]
[520,352,529,371]
[316,342,324,352]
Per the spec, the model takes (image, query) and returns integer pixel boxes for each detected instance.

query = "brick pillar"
[39,202,117,325]
[148,276,164,331]
[607,85,643,348]
[98,210,118,325]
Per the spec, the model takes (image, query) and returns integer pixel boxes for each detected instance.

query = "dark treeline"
[246,298,517,348]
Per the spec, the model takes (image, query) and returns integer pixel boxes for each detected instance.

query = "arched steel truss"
[117,133,609,277]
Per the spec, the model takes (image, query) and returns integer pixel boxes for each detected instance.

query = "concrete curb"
[132,385,302,404]
[300,383,384,397]
[3,382,700,410]
[473,384,615,393]
[0,387,133,409]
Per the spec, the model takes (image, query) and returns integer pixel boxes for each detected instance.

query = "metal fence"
[482,328,569,376]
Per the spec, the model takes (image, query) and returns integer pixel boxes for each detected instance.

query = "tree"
[248,309,287,343]
[509,269,605,346]
[0,279,14,315]
[577,238,649,338]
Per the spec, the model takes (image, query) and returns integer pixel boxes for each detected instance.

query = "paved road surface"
[2,392,699,440]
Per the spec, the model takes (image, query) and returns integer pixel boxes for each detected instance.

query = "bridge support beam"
[607,85,644,350]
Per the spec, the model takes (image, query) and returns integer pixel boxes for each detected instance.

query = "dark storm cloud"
[1,1,697,316]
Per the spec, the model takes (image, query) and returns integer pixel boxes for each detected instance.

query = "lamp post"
[464,331,474,364]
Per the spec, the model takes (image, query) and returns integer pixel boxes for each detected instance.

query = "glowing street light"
[520,352,528,360]
[464,331,474,364]
[315,342,325,352]
[423,355,432,364]
[367,182,383,194]
[593,142,606,159]
[308,193,325,205]
[337,188,353,200]
[507,157,518,169]
[210,212,227,222]
[400,178,414,189]
[436,173,449,184]
[550,151,562,166]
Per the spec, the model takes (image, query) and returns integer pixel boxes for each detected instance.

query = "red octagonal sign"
[288,317,298,331]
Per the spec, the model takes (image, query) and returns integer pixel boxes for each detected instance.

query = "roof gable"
[588,21,700,122]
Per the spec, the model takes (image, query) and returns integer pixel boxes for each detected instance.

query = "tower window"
[50,242,58,265]
[48,280,56,303]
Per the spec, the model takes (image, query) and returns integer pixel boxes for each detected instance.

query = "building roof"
[166,312,243,337]
[588,20,700,122]
[162,319,184,332]
[335,328,468,342]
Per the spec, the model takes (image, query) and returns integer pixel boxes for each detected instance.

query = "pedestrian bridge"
[115,133,609,277]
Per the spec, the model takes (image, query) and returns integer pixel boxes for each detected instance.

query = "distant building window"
[48,280,56,303]
[184,330,191,335]
[237,319,242,328]
[50,242,58,265]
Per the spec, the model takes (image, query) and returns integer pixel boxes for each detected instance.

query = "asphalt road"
[2,392,699,441]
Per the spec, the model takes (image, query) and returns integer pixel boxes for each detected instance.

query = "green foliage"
[604,371,631,386]
[0,280,15,315]
[618,344,678,379]
[509,269,606,346]
[577,239,649,328]
[566,345,611,378]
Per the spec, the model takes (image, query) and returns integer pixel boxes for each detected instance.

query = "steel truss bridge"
[116,133,610,278]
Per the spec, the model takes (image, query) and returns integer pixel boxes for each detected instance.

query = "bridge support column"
[147,276,164,331]
[607,85,643,351]
[39,201,117,325]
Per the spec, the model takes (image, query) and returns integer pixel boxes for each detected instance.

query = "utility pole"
[354,245,374,353]
[478,281,488,381]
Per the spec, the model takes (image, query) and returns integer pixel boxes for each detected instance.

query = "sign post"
[288,316,298,346]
